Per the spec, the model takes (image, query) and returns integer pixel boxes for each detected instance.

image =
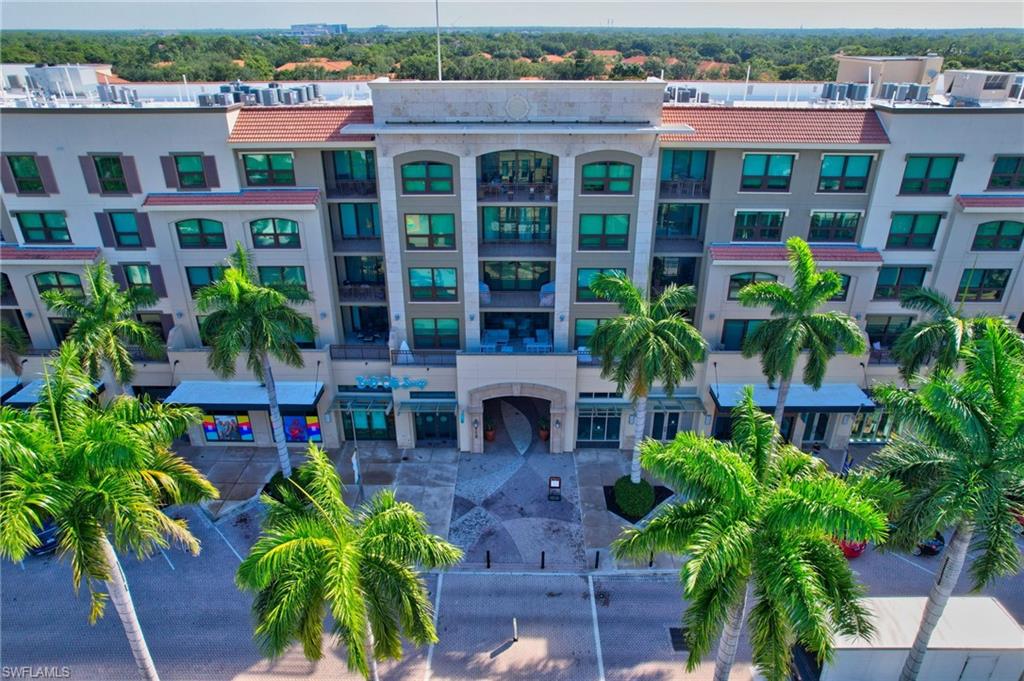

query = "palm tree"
[236,444,462,680]
[195,243,315,478]
[0,342,218,681]
[588,272,706,484]
[871,318,1024,681]
[41,259,161,394]
[613,386,890,681]
[738,237,866,426]
[0,278,28,376]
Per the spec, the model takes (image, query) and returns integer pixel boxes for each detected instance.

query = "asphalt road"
[2,506,1021,681]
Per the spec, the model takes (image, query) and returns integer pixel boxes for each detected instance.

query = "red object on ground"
[838,539,867,559]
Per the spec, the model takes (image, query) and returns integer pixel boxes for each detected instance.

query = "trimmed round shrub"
[613,476,655,520]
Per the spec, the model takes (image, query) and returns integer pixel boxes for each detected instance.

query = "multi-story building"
[2,77,1022,455]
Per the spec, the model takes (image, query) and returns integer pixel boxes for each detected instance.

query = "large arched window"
[478,151,555,186]
[972,220,1024,251]
[250,218,300,249]
[175,218,225,249]
[400,161,453,194]
[727,272,777,300]
[34,271,84,297]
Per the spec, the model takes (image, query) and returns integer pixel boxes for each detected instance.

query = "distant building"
[835,53,944,97]
[287,23,348,44]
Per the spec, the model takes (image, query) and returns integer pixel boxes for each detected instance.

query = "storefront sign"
[356,375,428,390]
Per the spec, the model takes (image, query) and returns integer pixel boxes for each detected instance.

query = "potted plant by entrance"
[484,420,497,442]
[537,417,550,442]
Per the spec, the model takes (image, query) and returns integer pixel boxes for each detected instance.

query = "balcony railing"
[391,349,457,366]
[338,282,387,302]
[325,179,378,199]
[479,289,554,308]
[332,236,383,253]
[128,345,169,362]
[477,239,555,258]
[659,178,710,199]
[477,182,557,203]
[868,347,898,365]
[653,234,703,254]
[331,344,390,361]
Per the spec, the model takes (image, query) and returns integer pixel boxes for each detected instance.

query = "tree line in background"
[2,29,1022,83]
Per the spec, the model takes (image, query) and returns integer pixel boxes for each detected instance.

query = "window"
[34,272,84,298]
[408,268,457,301]
[808,212,860,242]
[728,272,777,300]
[874,266,926,300]
[93,155,127,193]
[579,214,629,250]
[850,408,897,444]
[973,220,1024,251]
[482,262,551,291]
[243,153,295,186]
[172,155,207,188]
[332,150,376,181]
[831,274,852,302]
[651,257,698,294]
[655,204,702,238]
[185,266,226,296]
[576,412,622,446]
[6,155,43,193]
[250,218,300,249]
[983,74,1010,90]
[343,256,384,284]
[404,214,456,250]
[412,318,459,349]
[574,318,604,348]
[49,318,75,344]
[721,319,765,351]
[900,155,959,195]
[109,212,142,248]
[123,265,153,295]
[581,162,634,193]
[401,161,453,194]
[733,211,784,241]
[282,414,323,443]
[481,206,551,242]
[202,413,255,442]
[258,266,307,290]
[817,155,872,193]
[478,150,554,185]
[958,268,1011,302]
[576,268,624,301]
[988,156,1024,190]
[16,212,70,243]
[175,218,225,249]
[886,213,941,250]
[660,150,709,181]
[337,203,380,238]
[740,154,794,191]
[866,315,913,348]
[0,274,16,306]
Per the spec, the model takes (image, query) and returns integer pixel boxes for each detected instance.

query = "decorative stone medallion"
[505,94,530,120]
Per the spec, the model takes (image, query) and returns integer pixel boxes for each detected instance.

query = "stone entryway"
[467,383,568,453]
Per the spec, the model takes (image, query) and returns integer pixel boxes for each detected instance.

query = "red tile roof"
[956,194,1024,210]
[228,106,374,143]
[143,189,320,207]
[0,244,100,261]
[661,107,889,145]
[709,243,883,263]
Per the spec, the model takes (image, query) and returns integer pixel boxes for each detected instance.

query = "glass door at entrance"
[414,411,457,443]
[650,411,688,441]
[801,412,830,446]
[343,410,395,440]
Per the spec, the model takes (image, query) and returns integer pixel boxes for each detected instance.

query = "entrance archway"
[467,383,568,453]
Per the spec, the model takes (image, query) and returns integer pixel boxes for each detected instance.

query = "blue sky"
[3,0,1022,30]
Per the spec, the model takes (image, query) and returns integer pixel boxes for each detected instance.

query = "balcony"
[477,239,555,259]
[338,282,387,303]
[325,179,377,199]
[391,349,457,366]
[659,178,710,200]
[653,234,703,254]
[479,285,555,309]
[868,347,898,365]
[331,344,390,361]
[477,182,557,203]
[332,236,383,253]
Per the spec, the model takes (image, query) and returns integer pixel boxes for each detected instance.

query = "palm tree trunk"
[899,523,973,681]
[366,619,380,681]
[630,394,648,484]
[713,581,750,681]
[262,353,293,478]
[772,376,791,430]
[100,535,160,681]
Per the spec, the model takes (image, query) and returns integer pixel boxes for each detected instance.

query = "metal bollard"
[649,551,654,568]
[594,550,600,570]
[512,617,518,642]
[541,551,545,569]
[486,550,491,569]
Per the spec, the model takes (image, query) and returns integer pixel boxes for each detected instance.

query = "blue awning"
[334,393,394,414]
[398,399,457,413]
[710,383,874,413]
[1,376,22,403]
[166,380,324,411]
[3,378,104,408]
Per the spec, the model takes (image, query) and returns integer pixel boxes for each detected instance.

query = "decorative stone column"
[631,153,660,293]
[459,154,482,350]
[553,152,576,351]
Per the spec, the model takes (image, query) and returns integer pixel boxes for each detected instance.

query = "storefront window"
[342,409,395,440]
[576,411,622,447]
[283,414,323,443]
[202,413,254,442]
[850,409,897,444]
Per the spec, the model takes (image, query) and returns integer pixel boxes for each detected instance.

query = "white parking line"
[158,547,175,570]
[199,512,244,563]
[423,572,444,681]
[888,551,937,576]
[588,575,607,681]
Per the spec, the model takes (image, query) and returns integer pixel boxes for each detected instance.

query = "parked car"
[28,518,59,556]
[913,531,945,556]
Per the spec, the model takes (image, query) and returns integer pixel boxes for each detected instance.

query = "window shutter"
[0,155,17,194]
[95,212,115,247]
[159,313,175,342]
[36,156,59,194]
[137,213,155,248]
[149,265,167,298]
[122,156,143,194]
[160,156,179,189]
[79,155,101,193]
[202,156,220,188]
[110,264,128,290]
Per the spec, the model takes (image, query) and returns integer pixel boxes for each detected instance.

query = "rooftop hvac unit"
[879,82,898,100]
[907,84,929,101]
[241,93,258,105]
[259,88,279,106]
[895,84,911,100]
[6,74,25,90]
[311,83,321,98]
[293,88,307,103]
[1010,83,1022,99]
[280,90,298,104]
[833,84,848,100]
[197,93,217,107]
[848,83,869,101]
[97,84,114,102]
[821,82,836,100]
[268,81,281,89]
[214,93,231,106]
[698,92,710,103]
[305,84,315,99]
[219,84,232,93]
[677,89,692,103]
